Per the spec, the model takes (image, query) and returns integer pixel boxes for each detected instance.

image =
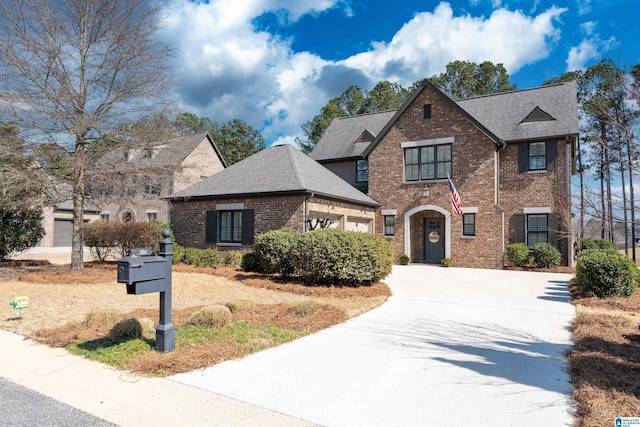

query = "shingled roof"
[314,80,579,161]
[456,81,579,142]
[167,144,379,207]
[310,110,396,162]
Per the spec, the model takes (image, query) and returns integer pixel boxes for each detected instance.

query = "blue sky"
[159,0,640,146]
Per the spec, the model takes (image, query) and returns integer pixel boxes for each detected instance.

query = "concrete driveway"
[171,265,576,426]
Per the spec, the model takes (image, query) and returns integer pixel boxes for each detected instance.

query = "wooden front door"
[424,217,445,262]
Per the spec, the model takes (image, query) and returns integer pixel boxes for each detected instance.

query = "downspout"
[496,139,507,266]
[566,137,573,266]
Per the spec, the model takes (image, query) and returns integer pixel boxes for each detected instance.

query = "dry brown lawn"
[569,279,640,426]
[0,256,389,376]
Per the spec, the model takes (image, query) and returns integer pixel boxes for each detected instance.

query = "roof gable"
[168,144,379,207]
[520,106,556,123]
[363,79,503,157]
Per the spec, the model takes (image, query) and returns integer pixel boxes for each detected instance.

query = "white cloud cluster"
[566,22,616,71]
[158,1,568,146]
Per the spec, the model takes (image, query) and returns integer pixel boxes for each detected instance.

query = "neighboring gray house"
[167,144,379,250]
[310,110,396,193]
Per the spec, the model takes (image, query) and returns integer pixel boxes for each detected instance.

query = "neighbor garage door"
[53,220,73,246]
[345,217,371,233]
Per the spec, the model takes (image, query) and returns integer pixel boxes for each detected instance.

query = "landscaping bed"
[1,261,390,376]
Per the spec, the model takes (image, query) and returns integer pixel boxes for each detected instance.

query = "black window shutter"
[205,210,218,243]
[241,209,255,245]
[514,214,526,243]
[548,213,560,249]
[546,140,557,171]
[518,143,528,173]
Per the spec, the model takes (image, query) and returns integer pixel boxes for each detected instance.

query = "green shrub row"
[576,249,639,298]
[172,244,221,268]
[578,238,614,253]
[84,220,162,260]
[506,242,561,269]
[251,228,394,286]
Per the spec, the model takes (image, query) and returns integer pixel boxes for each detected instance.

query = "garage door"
[53,220,73,247]
[345,217,371,233]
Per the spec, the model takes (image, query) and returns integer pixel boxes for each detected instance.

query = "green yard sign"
[9,296,29,310]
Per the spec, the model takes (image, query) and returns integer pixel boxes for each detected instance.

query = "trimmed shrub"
[84,308,121,328]
[0,209,44,260]
[254,228,301,276]
[187,305,231,328]
[576,249,639,298]
[183,247,202,266]
[84,220,116,261]
[532,242,561,268]
[289,228,394,286]
[578,238,614,253]
[110,221,163,258]
[110,317,155,338]
[196,248,221,268]
[149,219,174,242]
[172,243,185,264]
[286,300,319,317]
[224,299,255,313]
[223,251,243,266]
[241,251,259,272]
[506,243,530,267]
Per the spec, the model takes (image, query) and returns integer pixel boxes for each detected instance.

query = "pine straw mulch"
[2,260,389,376]
[569,279,640,426]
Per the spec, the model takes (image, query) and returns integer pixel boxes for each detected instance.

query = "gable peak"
[521,106,556,124]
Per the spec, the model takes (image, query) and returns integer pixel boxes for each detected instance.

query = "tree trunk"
[628,139,637,262]
[600,146,606,240]
[578,137,585,239]
[71,148,86,270]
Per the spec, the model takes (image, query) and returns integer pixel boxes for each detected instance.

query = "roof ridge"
[336,109,398,120]
[456,82,573,102]
[283,145,306,189]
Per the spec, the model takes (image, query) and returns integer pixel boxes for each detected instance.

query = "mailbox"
[117,256,169,295]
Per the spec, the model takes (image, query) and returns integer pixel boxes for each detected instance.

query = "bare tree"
[0,0,173,269]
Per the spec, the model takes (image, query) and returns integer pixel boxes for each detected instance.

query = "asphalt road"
[0,377,115,427]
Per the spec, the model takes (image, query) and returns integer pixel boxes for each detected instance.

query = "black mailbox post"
[116,230,175,352]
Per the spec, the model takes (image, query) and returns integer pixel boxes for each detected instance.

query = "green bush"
[223,251,243,266]
[241,251,259,272]
[506,243,530,267]
[578,238,614,253]
[149,219,174,242]
[85,220,116,261]
[0,209,44,260]
[172,243,185,264]
[289,228,393,286]
[183,247,202,265]
[255,228,301,276]
[576,249,639,298]
[532,242,561,268]
[196,248,221,268]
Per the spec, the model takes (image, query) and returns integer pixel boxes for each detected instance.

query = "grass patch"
[68,337,155,366]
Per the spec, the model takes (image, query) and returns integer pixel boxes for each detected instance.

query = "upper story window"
[423,104,432,120]
[356,159,368,182]
[528,142,546,171]
[145,182,161,196]
[404,144,452,182]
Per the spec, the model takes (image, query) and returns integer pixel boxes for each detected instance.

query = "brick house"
[311,80,579,268]
[167,144,379,251]
[98,132,226,224]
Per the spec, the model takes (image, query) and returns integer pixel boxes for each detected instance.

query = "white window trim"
[524,207,551,214]
[401,136,454,149]
[216,203,244,211]
[461,207,477,239]
[461,207,478,214]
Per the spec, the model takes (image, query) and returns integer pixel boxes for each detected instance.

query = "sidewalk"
[0,329,315,427]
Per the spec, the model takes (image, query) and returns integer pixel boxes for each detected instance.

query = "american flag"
[448,176,462,214]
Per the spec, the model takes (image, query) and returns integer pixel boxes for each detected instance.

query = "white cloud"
[158,1,567,146]
[342,3,565,85]
[566,23,616,71]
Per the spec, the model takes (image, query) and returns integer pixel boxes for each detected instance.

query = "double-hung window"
[404,144,451,181]
[356,159,368,182]
[527,214,548,248]
[219,211,242,243]
[462,213,476,237]
[528,142,546,171]
[383,215,395,236]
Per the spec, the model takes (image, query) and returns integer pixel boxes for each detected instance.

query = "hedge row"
[506,242,561,268]
[84,220,162,260]
[252,228,394,286]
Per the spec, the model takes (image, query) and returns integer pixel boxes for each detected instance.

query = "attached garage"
[345,216,371,233]
[53,219,73,247]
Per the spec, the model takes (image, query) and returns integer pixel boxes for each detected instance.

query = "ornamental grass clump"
[84,307,121,328]
[187,305,232,328]
[110,317,155,338]
[224,299,255,313]
[286,300,319,317]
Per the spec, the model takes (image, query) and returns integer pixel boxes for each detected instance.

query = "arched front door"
[424,217,445,262]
